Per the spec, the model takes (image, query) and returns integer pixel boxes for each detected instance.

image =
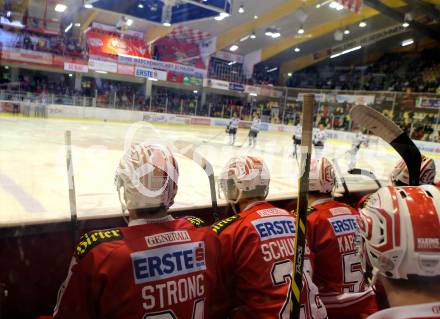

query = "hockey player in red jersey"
[358,185,440,319]
[212,155,327,319]
[307,158,377,319]
[53,143,224,319]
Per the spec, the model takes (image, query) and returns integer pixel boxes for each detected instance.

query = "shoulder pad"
[211,215,240,234]
[184,216,206,228]
[75,229,123,259]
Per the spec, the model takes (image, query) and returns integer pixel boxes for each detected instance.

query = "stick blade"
[350,105,421,186]
[350,105,402,143]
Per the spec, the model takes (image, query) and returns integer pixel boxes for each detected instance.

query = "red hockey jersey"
[307,198,377,318]
[53,215,224,319]
[212,201,327,319]
[367,302,440,319]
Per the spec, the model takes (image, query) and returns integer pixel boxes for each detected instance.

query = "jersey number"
[144,299,204,319]
[271,259,323,319]
[342,252,364,293]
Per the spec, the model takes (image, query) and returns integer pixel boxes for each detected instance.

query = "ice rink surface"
[1,115,440,227]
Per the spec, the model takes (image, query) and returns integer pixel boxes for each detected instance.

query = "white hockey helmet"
[390,155,436,186]
[219,156,270,203]
[358,185,440,281]
[115,143,179,211]
[309,157,336,194]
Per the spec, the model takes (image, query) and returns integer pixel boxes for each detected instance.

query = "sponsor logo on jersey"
[417,237,440,251]
[75,229,123,258]
[257,208,290,217]
[329,215,358,236]
[329,207,352,216]
[252,216,296,241]
[211,215,240,234]
[145,231,191,248]
[185,216,206,228]
[131,242,206,284]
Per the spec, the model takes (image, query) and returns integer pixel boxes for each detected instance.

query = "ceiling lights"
[401,39,414,47]
[84,3,93,9]
[126,19,133,26]
[330,45,362,58]
[329,1,344,10]
[294,47,300,52]
[215,12,230,21]
[228,61,237,66]
[344,28,350,35]
[238,4,244,13]
[288,72,292,77]
[265,27,281,39]
[297,26,305,34]
[402,22,410,28]
[250,31,256,39]
[359,21,367,28]
[138,4,144,8]
[254,15,258,19]
[163,22,171,27]
[267,67,278,73]
[74,22,81,27]
[229,44,239,52]
[54,4,67,12]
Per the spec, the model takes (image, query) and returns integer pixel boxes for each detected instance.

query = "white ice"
[1,116,439,227]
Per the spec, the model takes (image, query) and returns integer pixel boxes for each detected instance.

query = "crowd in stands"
[288,48,440,93]
[11,30,87,58]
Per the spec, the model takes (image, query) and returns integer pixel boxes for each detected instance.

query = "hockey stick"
[202,130,224,144]
[332,158,353,206]
[290,94,314,319]
[65,131,79,247]
[348,168,382,189]
[173,141,219,221]
[350,105,421,186]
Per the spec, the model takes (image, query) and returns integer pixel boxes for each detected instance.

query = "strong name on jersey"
[307,198,377,318]
[53,216,224,319]
[212,202,327,319]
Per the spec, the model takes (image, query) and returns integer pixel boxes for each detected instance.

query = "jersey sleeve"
[53,254,99,319]
[54,230,123,319]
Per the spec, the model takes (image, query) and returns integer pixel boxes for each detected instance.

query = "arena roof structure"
[4,0,440,79]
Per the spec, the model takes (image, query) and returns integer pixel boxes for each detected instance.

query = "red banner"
[155,37,205,69]
[1,48,52,65]
[86,30,150,59]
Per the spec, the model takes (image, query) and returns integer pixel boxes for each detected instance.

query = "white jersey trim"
[321,289,375,309]
[367,302,440,319]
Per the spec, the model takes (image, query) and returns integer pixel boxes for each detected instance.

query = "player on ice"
[313,124,327,160]
[248,113,260,148]
[212,155,327,319]
[306,158,378,319]
[292,122,302,158]
[54,143,225,319]
[346,128,369,171]
[226,113,240,145]
[358,185,440,319]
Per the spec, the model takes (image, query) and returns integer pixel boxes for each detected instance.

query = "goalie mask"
[219,156,270,204]
[309,157,336,194]
[390,155,436,186]
[357,185,440,284]
[115,143,179,215]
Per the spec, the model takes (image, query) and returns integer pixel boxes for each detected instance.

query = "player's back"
[307,199,376,317]
[213,202,327,319]
[54,216,223,319]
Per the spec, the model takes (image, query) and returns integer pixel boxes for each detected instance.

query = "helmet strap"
[117,185,129,225]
